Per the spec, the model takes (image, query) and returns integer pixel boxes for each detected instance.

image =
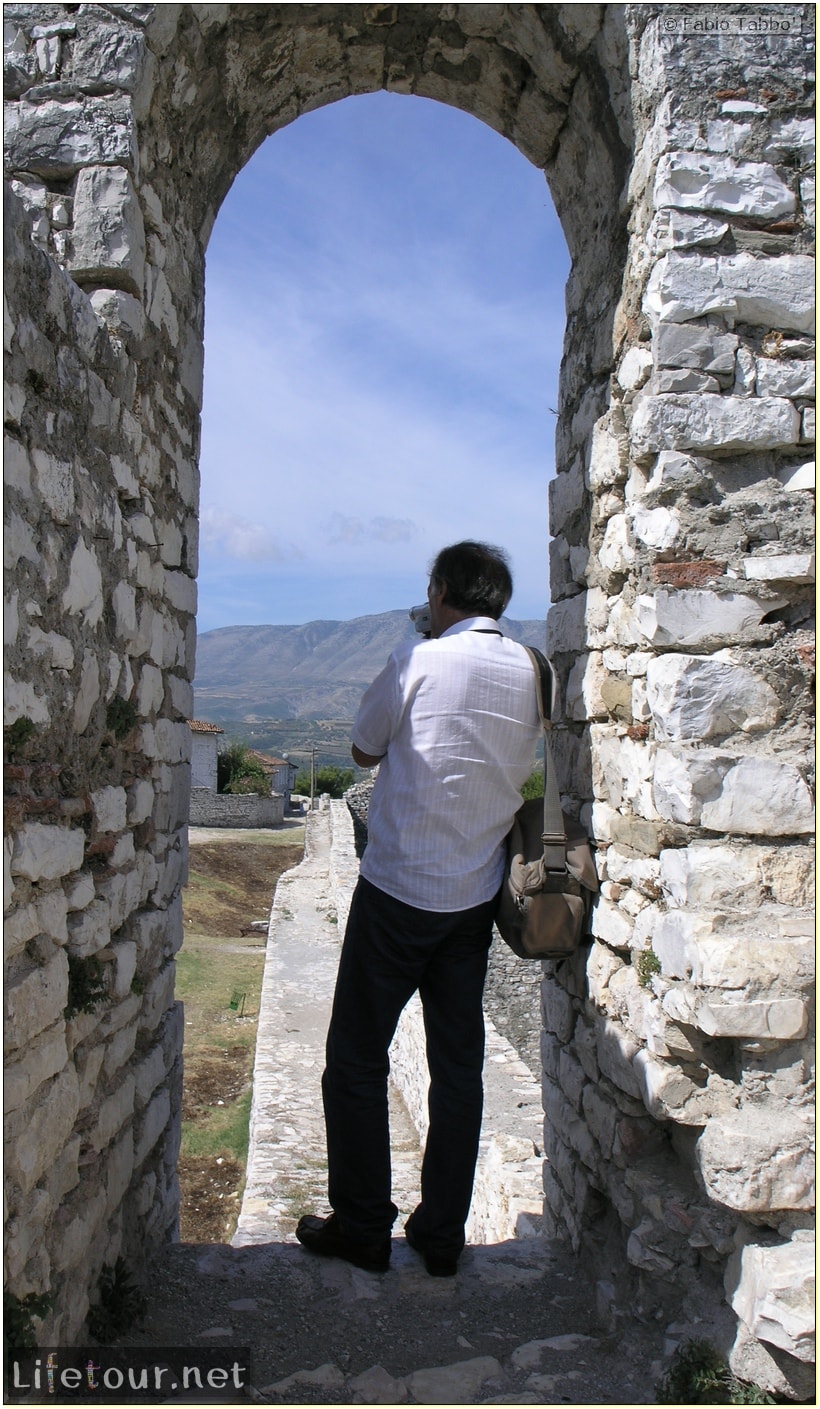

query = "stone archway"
[4,4,814,1393]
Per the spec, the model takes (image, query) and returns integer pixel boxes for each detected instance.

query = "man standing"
[296,541,540,1275]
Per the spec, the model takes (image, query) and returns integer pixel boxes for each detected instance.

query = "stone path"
[234,809,425,1243]
[129,809,671,1403]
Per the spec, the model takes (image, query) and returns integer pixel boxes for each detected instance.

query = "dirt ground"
[179,827,304,1242]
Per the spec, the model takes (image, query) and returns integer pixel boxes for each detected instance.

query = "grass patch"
[177,827,305,1239]
[183,1084,254,1163]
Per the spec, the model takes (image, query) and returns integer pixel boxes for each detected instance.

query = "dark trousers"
[321,876,496,1257]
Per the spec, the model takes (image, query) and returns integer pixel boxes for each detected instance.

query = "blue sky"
[198,91,569,630]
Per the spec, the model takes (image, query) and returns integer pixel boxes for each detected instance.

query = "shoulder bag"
[495,647,598,960]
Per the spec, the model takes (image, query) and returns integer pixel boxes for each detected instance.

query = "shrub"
[217,743,268,795]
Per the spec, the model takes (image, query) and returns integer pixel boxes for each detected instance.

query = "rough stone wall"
[188,788,284,828]
[2,1,814,1389]
[543,9,815,1395]
[4,190,189,1340]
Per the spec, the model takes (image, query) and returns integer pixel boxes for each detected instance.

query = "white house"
[246,750,300,811]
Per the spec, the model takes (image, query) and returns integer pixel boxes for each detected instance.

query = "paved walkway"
[234,809,425,1243]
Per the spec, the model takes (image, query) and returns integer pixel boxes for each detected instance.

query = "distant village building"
[246,750,300,812]
[187,724,292,828]
[189,719,224,790]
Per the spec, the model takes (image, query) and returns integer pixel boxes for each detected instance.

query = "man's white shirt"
[351,617,541,912]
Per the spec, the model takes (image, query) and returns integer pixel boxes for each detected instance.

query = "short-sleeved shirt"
[351,616,540,912]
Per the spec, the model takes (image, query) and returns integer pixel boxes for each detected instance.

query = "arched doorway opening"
[183,84,570,1241]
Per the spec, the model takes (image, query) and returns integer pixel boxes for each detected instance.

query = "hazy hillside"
[193,611,546,721]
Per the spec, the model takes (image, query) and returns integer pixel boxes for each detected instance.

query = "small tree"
[217,742,269,795]
[293,765,355,799]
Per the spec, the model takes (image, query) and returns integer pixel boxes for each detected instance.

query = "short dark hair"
[429,541,513,620]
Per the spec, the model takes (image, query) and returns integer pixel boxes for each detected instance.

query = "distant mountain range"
[193,611,547,721]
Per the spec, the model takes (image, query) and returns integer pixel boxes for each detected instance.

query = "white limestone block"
[653,746,732,825]
[655,368,721,394]
[629,505,680,550]
[5,510,41,571]
[763,118,816,161]
[4,97,137,179]
[706,119,754,155]
[65,871,95,912]
[137,663,164,717]
[701,758,814,836]
[163,568,197,615]
[12,823,85,881]
[587,416,626,489]
[91,1074,137,1154]
[4,951,69,1054]
[743,553,815,584]
[586,941,625,1007]
[635,589,784,647]
[126,779,154,827]
[728,1236,816,1362]
[755,358,815,399]
[777,459,815,491]
[659,843,763,907]
[108,454,139,500]
[90,786,127,834]
[4,1067,80,1196]
[696,1108,814,1213]
[800,405,814,442]
[603,847,661,896]
[62,538,103,626]
[617,346,653,391]
[90,287,145,345]
[653,905,813,991]
[696,995,807,1041]
[73,648,100,734]
[566,653,609,721]
[646,653,780,740]
[67,898,111,958]
[4,1023,68,1112]
[650,209,729,250]
[590,896,635,950]
[655,152,795,219]
[593,732,657,818]
[733,344,757,396]
[644,252,815,334]
[27,627,74,670]
[147,266,178,340]
[599,514,635,575]
[605,595,646,648]
[631,393,800,460]
[68,165,145,295]
[31,449,74,522]
[595,1015,642,1100]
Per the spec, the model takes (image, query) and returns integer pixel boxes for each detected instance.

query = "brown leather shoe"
[295,1213,391,1273]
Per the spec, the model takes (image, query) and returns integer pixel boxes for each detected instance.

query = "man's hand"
[352,744,384,768]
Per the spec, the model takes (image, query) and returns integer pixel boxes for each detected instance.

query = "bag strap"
[524,647,568,875]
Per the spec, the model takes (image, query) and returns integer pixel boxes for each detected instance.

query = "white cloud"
[326,513,418,546]
[200,507,303,564]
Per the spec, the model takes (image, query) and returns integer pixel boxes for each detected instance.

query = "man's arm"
[352,743,385,768]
